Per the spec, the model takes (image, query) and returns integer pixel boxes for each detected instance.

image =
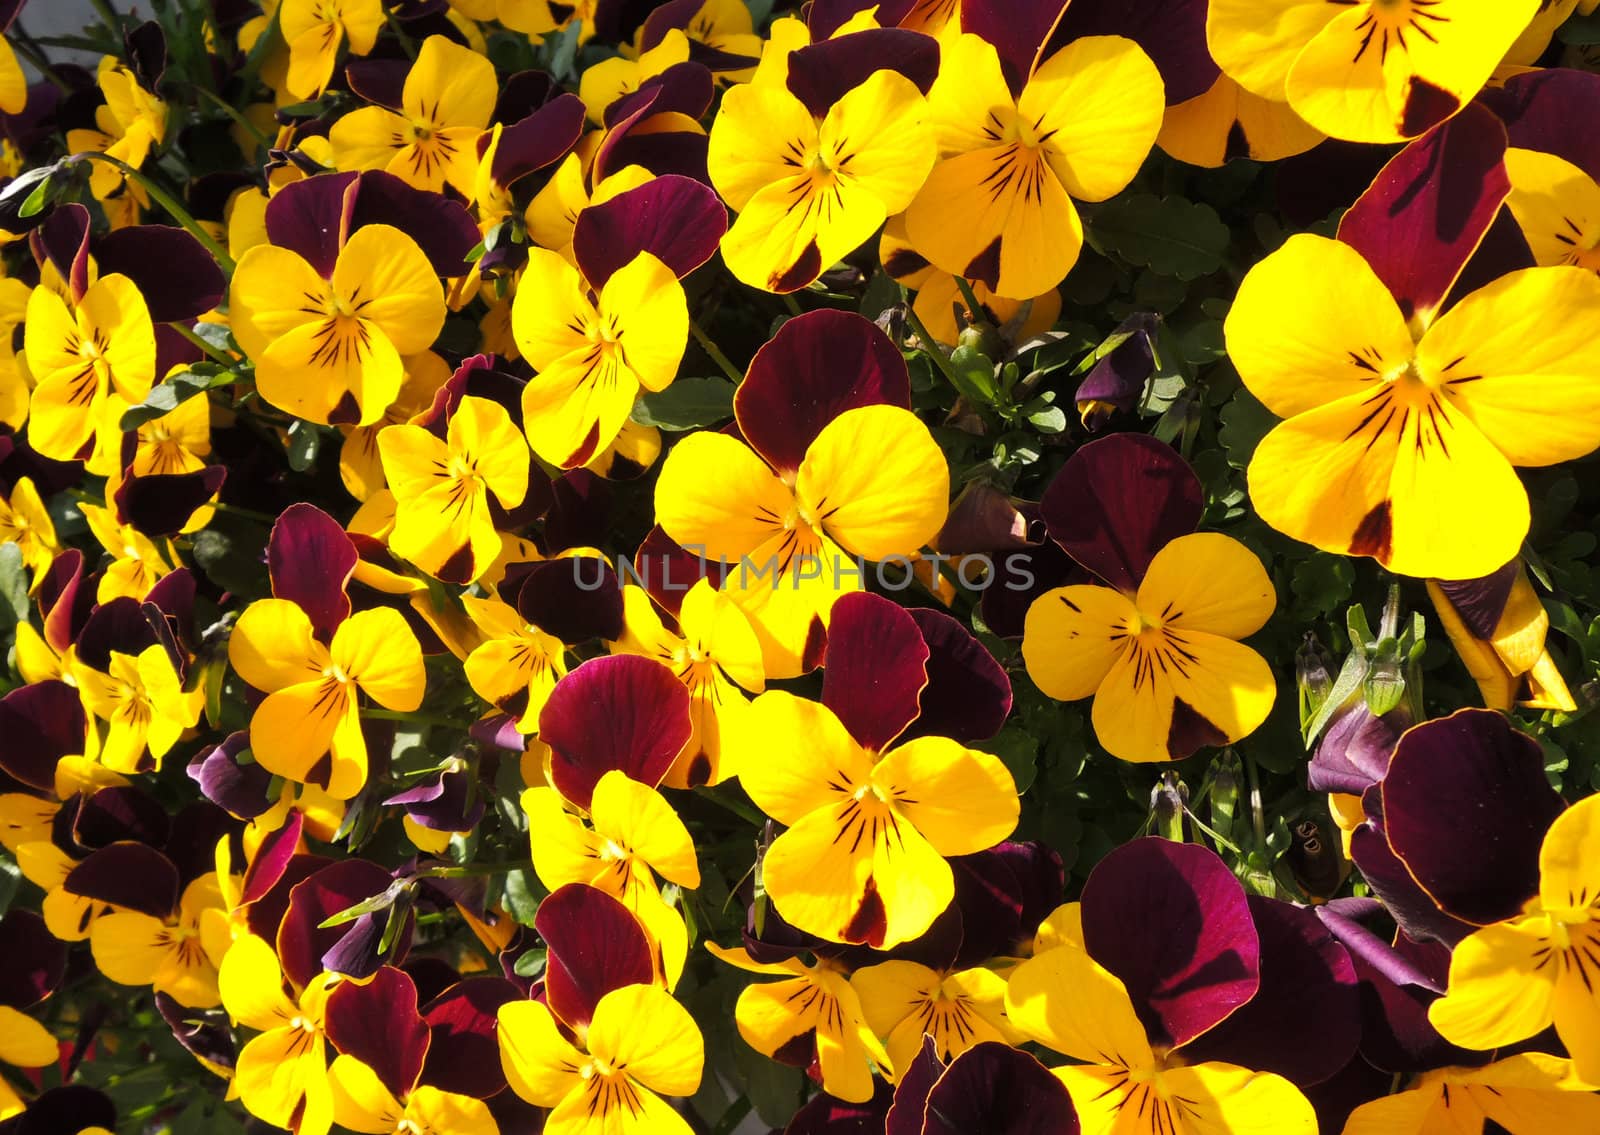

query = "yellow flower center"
[395,1120,422,1135]
[288,1014,317,1034]
[323,664,351,684]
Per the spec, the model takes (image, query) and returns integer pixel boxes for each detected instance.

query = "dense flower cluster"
[1,1,1599,1133]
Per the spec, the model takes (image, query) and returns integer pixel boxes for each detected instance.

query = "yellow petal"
[1023,585,1137,702]
[497,999,585,1107]
[218,934,297,1031]
[588,983,704,1098]
[1163,1061,1318,1135]
[739,691,873,826]
[653,431,790,563]
[1005,939,1154,1068]
[1205,0,1340,101]
[1136,532,1275,640]
[330,607,425,710]
[591,770,700,888]
[328,1054,405,1135]
[0,1005,59,1068]
[331,224,446,356]
[1429,916,1559,1051]
[1503,148,1600,273]
[230,598,324,693]
[706,83,820,212]
[1026,36,1165,203]
[872,736,1019,856]
[1539,795,1600,917]
[511,248,594,369]
[235,1027,333,1135]
[597,253,687,393]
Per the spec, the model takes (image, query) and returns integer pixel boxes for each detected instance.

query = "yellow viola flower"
[89,873,230,1009]
[75,644,201,775]
[1226,235,1600,579]
[1023,533,1277,764]
[1504,147,1600,273]
[525,155,652,258]
[1342,1053,1600,1134]
[227,599,426,799]
[512,249,687,468]
[904,32,1164,300]
[459,593,569,729]
[376,396,530,584]
[65,57,168,201]
[1428,563,1576,713]
[79,503,173,603]
[231,224,446,427]
[1007,938,1317,1135]
[281,0,385,99]
[579,30,690,124]
[219,934,341,1135]
[1206,0,1540,143]
[127,387,212,476]
[338,352,450,501]
[1430,793,1600,1082]
[851,958,1020,1075]
[499,983,704,1135]
[330,35,496,197]
[608,580,764,788]
[522,771,699,983]
[740,691,1018,949]
[706,942,891,1104]
[707,68,935,292]
[0,478,59,587]
[329,1054,498,1135]
[23,274,156,462]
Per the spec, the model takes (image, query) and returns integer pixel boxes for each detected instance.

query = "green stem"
[1183,808,1245,856]
[693,785,767,828]
[170,320,239,367]
[196,87,273,152]
[1244,752,1267,848]
[780,293,803,317]
[9,23,72,90]
[207,500,282,525]
[417,860,533,879]
[690,318,742,383]
[76,152,236,273]
[89,0,123,39]
[953,276,985,324]
[901,296,964,390]
[235,6,280,104]
[713,1099,754,1135]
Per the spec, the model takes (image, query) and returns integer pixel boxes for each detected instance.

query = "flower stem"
[693,785,767,828]
[170,321,239,367]
[690,317,743,383]
[900,293,963,389]
[953,276,985,325]
[76,152,237,274]
[9,23,72,91]
[781,292,803,317]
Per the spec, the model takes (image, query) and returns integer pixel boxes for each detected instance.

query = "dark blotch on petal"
[1349,499,1393,562]
[1399,78,1461,140]
[841,876,888,948]
[963,236,1003,292]
[772,240,824,294]
[1166,697,1228,760]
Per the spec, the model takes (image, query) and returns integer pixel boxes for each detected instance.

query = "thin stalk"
[196,88,273,152]
[9,23,72,91]
[953,276,984,323]
[363,706,467,729]
[89,0,124,39]
[416,860,533,879]
[901,297,964,390]
[76,152,236,273]
[169,320,239,367]
[693,785,766,828]
[208,500,282,525]
[690,317,742,383]
[780,292,802,317]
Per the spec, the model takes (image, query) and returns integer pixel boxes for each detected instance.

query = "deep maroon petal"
[1081,837,1260,1049]
[63,842,180,919]
[277,859,407,989]
[38,548,92,653]
[980,537,1081,640]
[640,0,704,47]
[1382,709,1564,927]
[1481,68,1600,183]
[68,785,170,851]
[265,172,359,277]
[1182,898,1360,1087]
[592,87,712,184]
[900,608,1011,745]
[1039,433,1203,592]
[632,525,725,617]
[820,593,930,752]
[936,483,1038,556]
[573,174,727,288]
[0,910,66,1009]
[1347,821,1474,947]
[785,29,939,117]
[268,503,358,642]
[1049,0,1216,104]
[114,467,225,537]
[1337,104,1509,325]
[95,225,226,322]
[1351,930,1486,1075]
[734,309,911,475]
[419,977,522,1097]
[1073,313,1160,425]
[7,1086,117,1135]
[922,1042,1079,1135]
[1308,703,1411,796]
[949,841,1064,968]
[347,170,480,278]
[885,1037,942,1135]
[386,768,484,833]
[241,810,306,906]
[535,884,657,1031]
[0,680,85,790]
[163,802,240,888]
[30,202,91,300]
[188,732,275,820]
[343,57,409,109]
[539,655,693,807]
[1432,559,1518,639]
[514,555,625,645]
[155,992,237,1074]
[603,62,714,127]
[1304,1052,1392,1135]
[74,597,160,672]
[960,0,1072,94]
[786,1080,895,1134]
[325,966,430,1099]
[489,93,587,189]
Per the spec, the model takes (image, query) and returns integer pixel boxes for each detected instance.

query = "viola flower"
[230,224,447,427]
[903,32,1164,300]
[1429,792,1600,1081]
[1206,0,1539,142]
[377,395,530,584]
[1342,1053,1600,1134]
[525,156,654,259]
[1157,74,1324,168]
[459,594,569,731]
[0,478,59,587]
[74,645,201,775]
[337,352,450,501]
[228,599,425,800]
[127,389,212,477]
[79,503,173,603]
[512,249,687,467]
[654,310,949,677]
[1428,561,1576,713]
[219,934,341,1135]
[523,770,700,983]
[579,30,691,123]
[851,958,1019,1075]
[281,0,384,99]
[89,873,229,1009]
[1226,235,1600,579]
[1503,148,1600,273]
[608,578,765,788]
[498,983,704,1135]
[330,36,496,197]
[23,273,156,462]
[65,57,168,202]
[707,67,935,292]
[707,942,891,1104]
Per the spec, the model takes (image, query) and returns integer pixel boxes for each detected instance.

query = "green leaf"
[1088,194,1231,281]
[120,368,237,430]
[287,419,321,471]
[1218,387,1277,470]
[1026,404,1068,434]
[859,269,901,321]
[502,868,544,926]
[980,727,1039,794]
[634,378,736,431]
[948,344,1000,404]
[0,542,29,639]
[513,947,547,978]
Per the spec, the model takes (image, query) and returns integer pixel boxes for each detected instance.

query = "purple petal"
[1382,709,1564,926]
[513,555,625,645]
[809,0,917,36]
[469,713,526,753]
[734,309,911,475]
[786,1081,895,1134]
[268,503,357,643]
[936,483,1038,556]
[0,910,66,1009]
[95,225,226,322]
[821,593,930,752]
[1351,930,1485,1075]
[1438,206,1537,314]
[325,966,430,1099]
[1304,1052,1393,1135]
[155,992,236,1074]
[960,0,1072,93]
[535,884,657,1031]
[785,29,939,117]
[539,655,693,807]
[38,548,91,654]
[68,785,169,851]
[114,466,225,537]
[592,89,710,184]
[1081,837,1260,1049]
[343,57,408,109]
[923,1042,1080,1135]
[980,536,1082,641]
[163,802,240,887]
[1337,104,1509,325]
[1482,68,1600,183]
[278,860,409,988]
[949,841,1064,968]
[1314,899,1443,994]
[419,977,522,1098]
[265,172,358,278]
[1308,703,1412,796]
[542,468,613,553]
[488,93,586,190]
[347,170,480,278]
[64,842,180,919]
[1347,821,1474,947]
[1074,314,1160,425]
[901,608,1011,745]
[640,0,704,46]
[603,62,714,127]
[1049,0,1216,104]
[243,853,332,945]
[885,1037,942,1135]
[241,810,306,905]
[573,174,727,288]
[188,732,275,820]
[30,202,91,300]
[633,525,725,617]
[386,768,483,833]
[0,680,85,791]
[1432,559,1518,639]
[1182,898,1360,1087]
[1039,433,1203,592]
